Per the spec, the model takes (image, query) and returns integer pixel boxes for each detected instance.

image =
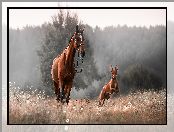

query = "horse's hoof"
[56,98,60,102]
[61,99,66,104]
[66,100,69,105]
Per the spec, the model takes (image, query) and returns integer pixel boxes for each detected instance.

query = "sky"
[2,2,174,29]
[8,9,166,29]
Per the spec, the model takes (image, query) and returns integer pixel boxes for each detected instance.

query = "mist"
[9,26,44,89]
[8,18,167,99]
[91,25,166,75]
[70,80,100,99]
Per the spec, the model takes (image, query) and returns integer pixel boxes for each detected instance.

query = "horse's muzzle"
[112,76,116,79]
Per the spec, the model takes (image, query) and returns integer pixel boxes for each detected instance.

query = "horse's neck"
[66,42,76,66]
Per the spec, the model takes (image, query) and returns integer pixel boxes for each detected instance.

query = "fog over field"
[9,26,43,87]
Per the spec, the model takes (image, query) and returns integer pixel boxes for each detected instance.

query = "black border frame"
[7,6,167,125]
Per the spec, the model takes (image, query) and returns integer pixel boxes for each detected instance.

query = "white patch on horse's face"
[79,35,82,41]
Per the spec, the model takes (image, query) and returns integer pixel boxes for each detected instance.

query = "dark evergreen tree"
[37,10,99,92]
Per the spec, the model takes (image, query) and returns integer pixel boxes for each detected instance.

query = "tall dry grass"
[9,82,166,124]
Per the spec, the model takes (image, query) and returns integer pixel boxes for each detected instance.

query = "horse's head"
[110,65,118,79]
[73,25,85,58]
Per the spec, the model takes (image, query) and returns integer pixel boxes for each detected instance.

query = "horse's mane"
[54,32,76,60]
[68,33,75,44]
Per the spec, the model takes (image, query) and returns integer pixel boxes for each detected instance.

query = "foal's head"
[110,65,118,80]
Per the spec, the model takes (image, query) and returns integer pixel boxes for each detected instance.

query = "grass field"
[9,83,166,124]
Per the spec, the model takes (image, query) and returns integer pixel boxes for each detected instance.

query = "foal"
[99,65,119,106]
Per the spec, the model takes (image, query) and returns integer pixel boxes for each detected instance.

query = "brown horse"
[99,65,119,106]
[51,25,85,104]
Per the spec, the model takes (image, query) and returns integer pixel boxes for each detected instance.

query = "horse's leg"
[63,84,68,103]
[64,84,68,105]
[54,81,60,102]
[98,90,104,106]
[59,79,65,103]
[65,82,72,105]
[102,99,105,106]
[100,91,106,106]
[99,98,104,106]
[99,99,102,106]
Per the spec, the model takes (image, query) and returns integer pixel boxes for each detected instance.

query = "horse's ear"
[76,25,79,33]
[109,65,113,72]
[81,27,85,32]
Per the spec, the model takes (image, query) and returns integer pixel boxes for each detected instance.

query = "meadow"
[9,82,166,124]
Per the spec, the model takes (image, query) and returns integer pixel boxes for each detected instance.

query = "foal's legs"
[101,99,105,106]
[99,99,105,106]
[99,100,102,106]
